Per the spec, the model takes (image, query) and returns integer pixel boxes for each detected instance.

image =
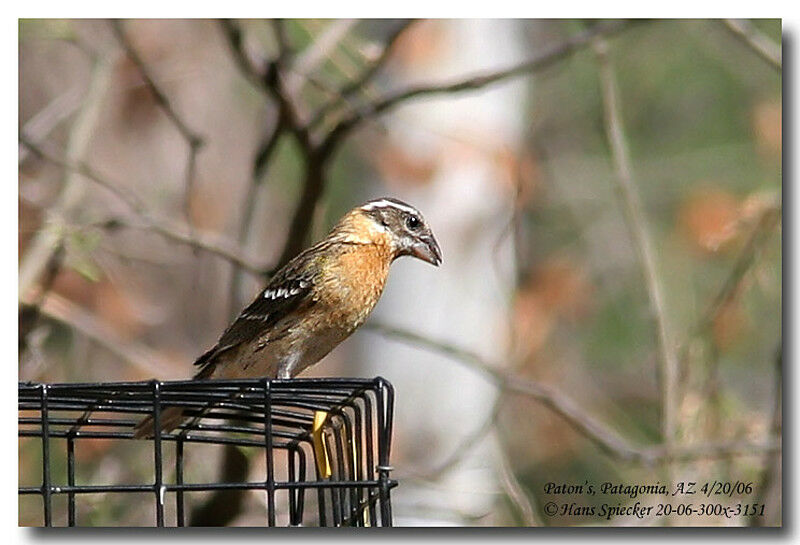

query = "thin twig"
[365,322,779,465]
[270,19,290,62]
[281,21,642,265]
[414,399,503,480]
[264,21,641,274]
[496,443,539,526]
[691,204,780,342]
[321,20,638,150]
[227,117,286,305]
[365,321,638,459]
[594,38,679,449]
[335,19,416,100]
[275,21,641,279]
[639,439,780,463]
[253,110,288,181]
[286,19,357,97]
[308,19,416,130]
[219,20,310,147]
[226,19,303,316]
[268,95,326,269]
[226,105,287,315]
[294,19,365,86]
[206,19,300,526]
[110,20,203,147]
[19,86,85,164]
[219,20,308,139]
[110,19,205,225]
[676,202,781,395]
[116,220,263,276]
[21,138,264,276]
[19,52,114,298]
[722,19,782,71]
[218,19,268,93]
[272,162,330,272]
[219,18,321,273]
[19,243,65,355]
[24,293,174,379]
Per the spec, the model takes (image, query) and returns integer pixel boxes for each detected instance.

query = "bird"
[134,197,442,438]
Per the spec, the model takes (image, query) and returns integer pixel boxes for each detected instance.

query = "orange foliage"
[677,186,741,254]
[513,257,593,357]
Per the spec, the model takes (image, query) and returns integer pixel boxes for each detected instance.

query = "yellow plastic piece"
[312,411,331,478]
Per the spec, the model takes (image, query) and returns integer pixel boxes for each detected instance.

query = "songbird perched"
[135,197,441,437]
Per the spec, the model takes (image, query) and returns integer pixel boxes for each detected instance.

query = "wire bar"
[18,377,396,527]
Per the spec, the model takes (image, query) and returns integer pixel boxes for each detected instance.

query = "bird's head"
[340,197,442,266]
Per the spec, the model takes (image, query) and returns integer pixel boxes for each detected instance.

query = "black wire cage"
[18,377,397,527]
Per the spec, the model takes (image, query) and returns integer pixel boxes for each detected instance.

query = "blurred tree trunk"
[359,19,530,525]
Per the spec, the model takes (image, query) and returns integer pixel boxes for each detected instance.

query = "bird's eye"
[405,215,421,230]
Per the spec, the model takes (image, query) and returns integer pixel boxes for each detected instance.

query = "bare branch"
[594,38,679,448]
[270,19,291,61]
[366,322,642,461]
[722,19,782,71]
[219,19,310,140]
[689,203,781,343]
[114,220,264,276]
[676,202,780,394]
[19,243,65,356]
[218,19,269,93]
[308,19,416,129]
[227,116,286,314]
[21,138,264,276]
[19,52,114,298]
[111,20,203,149]
[110,19,205,225]
[366,322,779,465]
[339,20,416,100]
[19,86,84,164]
[218,18,322,273]
[278,22,641,265]
[497,444,539,526]
[415,399,503,480]
[321,20,638,150]
[639,438,780,463]
[286,19,357,97]
[272,22,641,276]
[273,155,328,270]
[25,293,175,379]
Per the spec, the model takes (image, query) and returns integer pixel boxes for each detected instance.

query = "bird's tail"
[133,406,186,439]
[133,351,221,439]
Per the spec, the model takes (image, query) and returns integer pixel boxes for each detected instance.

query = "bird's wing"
[193,250,320,369]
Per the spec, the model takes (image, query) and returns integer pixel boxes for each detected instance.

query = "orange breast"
[317,243,392,331]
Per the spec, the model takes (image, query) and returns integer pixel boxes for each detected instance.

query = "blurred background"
[18,19,781,526]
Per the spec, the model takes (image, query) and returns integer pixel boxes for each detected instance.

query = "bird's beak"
[410,234,442,266]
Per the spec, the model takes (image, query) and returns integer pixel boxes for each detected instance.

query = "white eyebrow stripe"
[360,199,420,216]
